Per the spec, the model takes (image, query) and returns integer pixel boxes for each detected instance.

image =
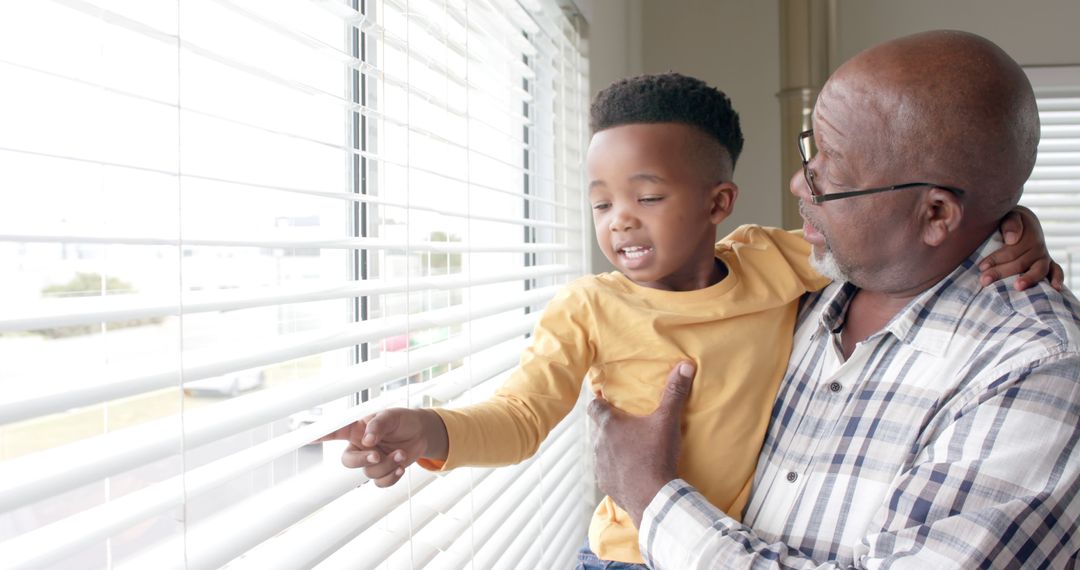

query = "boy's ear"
[708,182,738,224]
[921,187,964,247]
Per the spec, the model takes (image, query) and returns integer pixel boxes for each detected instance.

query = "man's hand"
[588,361,695,527]
[319,408,449,487]
[979,206,1064,291]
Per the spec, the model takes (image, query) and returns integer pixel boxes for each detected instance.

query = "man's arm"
[594,356,1080,569]
[588,361,695,525]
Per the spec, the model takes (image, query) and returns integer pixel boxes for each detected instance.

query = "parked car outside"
[183,369,266,398]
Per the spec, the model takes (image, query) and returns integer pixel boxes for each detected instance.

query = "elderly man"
[589,30,1080,568]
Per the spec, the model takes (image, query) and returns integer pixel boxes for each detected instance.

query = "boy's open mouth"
[617,245,655,269]
[619,245,654,259]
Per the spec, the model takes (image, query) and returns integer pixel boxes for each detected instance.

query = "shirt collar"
[816,281,857,336]
[815,234,1003,357]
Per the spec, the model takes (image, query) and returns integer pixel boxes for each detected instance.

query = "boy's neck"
[629,257,728,292]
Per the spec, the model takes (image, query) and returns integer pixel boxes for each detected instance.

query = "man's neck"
[838,229,998,358]
[839,289,911,358]
[839,262,963,358]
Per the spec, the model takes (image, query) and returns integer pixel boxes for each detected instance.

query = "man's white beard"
[810,247,850,283]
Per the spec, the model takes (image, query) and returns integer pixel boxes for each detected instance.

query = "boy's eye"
[591,202,611,211]
[639,196,663,204]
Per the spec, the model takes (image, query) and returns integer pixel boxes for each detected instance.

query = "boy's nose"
[608,210,638,232]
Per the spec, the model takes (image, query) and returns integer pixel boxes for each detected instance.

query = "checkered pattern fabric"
[638,236,1080,569]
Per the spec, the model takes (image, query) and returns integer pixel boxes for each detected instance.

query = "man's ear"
[708,182,738,224]
[921,187,964,247]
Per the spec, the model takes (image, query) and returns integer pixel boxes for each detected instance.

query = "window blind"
[0,0,591,568]
[1022,65,1080,291]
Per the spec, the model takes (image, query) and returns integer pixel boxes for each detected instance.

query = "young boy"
[324,73,1054,565]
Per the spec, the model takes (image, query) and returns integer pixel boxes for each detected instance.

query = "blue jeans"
[574,540,649,569]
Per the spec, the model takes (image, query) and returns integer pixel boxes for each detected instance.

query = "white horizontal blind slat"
[317,408,583,570]
[0,143,581,216]
[230,465,501,568]
[243,405,583,570]
[0,329,530,514]
[0,356,529,567]
[119,465,413,570]
[391,414,584,568]
[0,263,578,332]
[542,493,589,569]
[445,427,583,568]
[0,286,553,425]
[0,233,576,252]
[489,448,583,569]
[355,414,582,570]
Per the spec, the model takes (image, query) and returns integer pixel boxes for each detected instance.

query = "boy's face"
[586,123,736,291]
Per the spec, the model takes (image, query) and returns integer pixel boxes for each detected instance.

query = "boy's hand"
[319,408,449,488]
[978,206,1064,291]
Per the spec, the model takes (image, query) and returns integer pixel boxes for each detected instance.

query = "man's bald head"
[823,30,1040,222]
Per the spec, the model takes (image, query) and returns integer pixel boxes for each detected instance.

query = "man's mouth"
[799,203,827,246]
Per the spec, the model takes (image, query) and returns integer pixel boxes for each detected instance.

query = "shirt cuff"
[417,408,454,472]
[637,479,741,569]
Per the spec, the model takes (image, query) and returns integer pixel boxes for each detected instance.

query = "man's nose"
[789,170,810,201]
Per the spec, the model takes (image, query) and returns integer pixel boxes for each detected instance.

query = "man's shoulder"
[962,280,1080,355]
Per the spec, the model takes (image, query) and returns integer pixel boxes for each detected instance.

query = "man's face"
[790,80,919,289]
[586,123,724,291]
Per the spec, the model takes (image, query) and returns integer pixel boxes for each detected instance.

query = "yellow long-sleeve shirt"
[421,225,829,563]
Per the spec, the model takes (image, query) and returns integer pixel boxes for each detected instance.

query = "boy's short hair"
[589,72,744,168]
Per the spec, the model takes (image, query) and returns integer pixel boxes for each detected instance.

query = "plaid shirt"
[639,236,1080,569]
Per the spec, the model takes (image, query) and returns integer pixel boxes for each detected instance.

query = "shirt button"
[786,471,798,483]
[829,381,842,393]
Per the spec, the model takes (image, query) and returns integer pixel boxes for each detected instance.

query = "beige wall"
[835,0,1080,66]
[580,0,1080,274]
[640,0,784,237]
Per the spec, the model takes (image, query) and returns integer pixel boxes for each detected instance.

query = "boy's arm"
[425,285,597,469]
[324,284,597,485]
[977,205,1065,290]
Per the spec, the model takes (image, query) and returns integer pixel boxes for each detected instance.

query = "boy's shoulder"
[542,273,637,313]
[561,273,632,298]
[716,224,830,293]
[716,224,805,253]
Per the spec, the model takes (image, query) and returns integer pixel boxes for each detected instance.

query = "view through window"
[0,0,590,567]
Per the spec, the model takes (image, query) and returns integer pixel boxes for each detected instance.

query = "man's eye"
[825,175,854,190]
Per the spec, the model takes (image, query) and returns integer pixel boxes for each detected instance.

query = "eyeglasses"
[798,129,966,204]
